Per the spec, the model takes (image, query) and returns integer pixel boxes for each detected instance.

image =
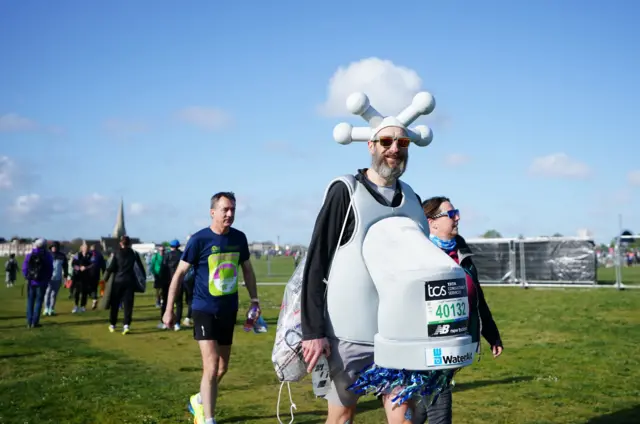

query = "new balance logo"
[432,324,450,335]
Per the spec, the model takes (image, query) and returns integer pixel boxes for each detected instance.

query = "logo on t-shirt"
[207,252,240,296]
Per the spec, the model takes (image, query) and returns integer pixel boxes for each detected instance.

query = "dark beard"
[371,150,408,183]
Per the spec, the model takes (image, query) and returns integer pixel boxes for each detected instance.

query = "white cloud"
[80,193,113,218]
[8,193,40,216]
[318,57,424,117]
[628,170,640,186]
[0,156,38,190]
[129,202,146,216]
[444,153,470,166]
[0,113,64,134]
[177,107,231,130]
[0,156,16,189]
[103,119,149,138]
[528,153,591,179]
[6,193,68,222]
[0,113,39,132]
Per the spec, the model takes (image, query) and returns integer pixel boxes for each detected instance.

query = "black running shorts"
[192,309,238,345]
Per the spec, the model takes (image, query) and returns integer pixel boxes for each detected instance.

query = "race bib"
[424,278,469,337]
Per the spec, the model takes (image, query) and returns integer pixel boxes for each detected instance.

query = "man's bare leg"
[326,402,357,424]
[217,344,232,383]
[382,389,412,424]
[198,340,220,420]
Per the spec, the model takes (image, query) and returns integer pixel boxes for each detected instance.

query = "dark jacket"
[88,251,106,280]
[164,248,182,283]
[5,258,18,279]
[72,252,93,281]
[455,235,502,348]
[103,247,146,286]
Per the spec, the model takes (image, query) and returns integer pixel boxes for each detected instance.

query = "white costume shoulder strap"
[321,174,357,205]
[321,174,357,286]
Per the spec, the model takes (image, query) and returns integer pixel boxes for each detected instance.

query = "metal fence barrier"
[466,236,640,290]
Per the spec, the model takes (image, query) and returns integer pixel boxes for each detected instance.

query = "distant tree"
[552,232,563,237]
[482,229,502,239]
[68,238,84,252]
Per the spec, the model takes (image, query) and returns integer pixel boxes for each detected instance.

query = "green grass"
[597,265,640,285]
[1,257,639,423]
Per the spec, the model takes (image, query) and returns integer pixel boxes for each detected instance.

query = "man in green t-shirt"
[150,246,167,308]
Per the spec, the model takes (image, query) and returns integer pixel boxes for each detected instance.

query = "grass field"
[1,257,640,424]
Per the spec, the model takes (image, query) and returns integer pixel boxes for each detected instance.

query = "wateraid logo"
[433,348,473,365]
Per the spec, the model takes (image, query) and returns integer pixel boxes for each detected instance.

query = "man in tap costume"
[300,92,465,423]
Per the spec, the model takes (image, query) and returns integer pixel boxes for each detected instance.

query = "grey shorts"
[324,338,375,407]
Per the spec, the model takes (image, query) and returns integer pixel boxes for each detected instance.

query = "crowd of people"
[7,237,200,332]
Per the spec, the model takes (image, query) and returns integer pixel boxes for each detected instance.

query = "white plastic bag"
[272,254,308,383]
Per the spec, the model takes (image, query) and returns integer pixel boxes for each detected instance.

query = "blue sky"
[1,0,638,246]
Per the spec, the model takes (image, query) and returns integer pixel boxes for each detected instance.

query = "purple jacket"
[22,247,54,286]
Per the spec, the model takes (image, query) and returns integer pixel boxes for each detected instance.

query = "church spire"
[112,197,126,238]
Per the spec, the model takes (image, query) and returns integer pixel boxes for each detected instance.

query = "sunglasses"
[431,209,460,219]
[374,135,411,148]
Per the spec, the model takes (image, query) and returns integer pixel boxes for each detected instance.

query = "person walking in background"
[23,238,54,328]
[43,241,68,316]
[71,243,93,313]
[150,245,168,308]
[5,253,18,287]
[102,236,146,335]
[159,239,183,331]
[412,196,504,424]
[88,244,106,310]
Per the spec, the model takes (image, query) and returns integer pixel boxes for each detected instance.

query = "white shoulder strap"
[321,174,356,205]
[321,175,357,285]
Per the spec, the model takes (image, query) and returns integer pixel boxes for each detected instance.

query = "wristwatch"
[250,298,260,303]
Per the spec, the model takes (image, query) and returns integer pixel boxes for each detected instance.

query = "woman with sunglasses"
[412,196,504,424]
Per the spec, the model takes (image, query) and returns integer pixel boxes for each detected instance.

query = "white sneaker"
[80,307,86,312]
[182,318,191,326]
[174,324,181,331]
[157,322,167,330]
[72,306,78,313]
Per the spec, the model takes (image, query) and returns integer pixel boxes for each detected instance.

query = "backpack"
[26,252,45,281]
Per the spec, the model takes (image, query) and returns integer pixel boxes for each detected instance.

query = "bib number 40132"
[426,298,469,325]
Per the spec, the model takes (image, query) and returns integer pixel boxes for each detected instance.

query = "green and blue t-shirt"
[181,227,250,315]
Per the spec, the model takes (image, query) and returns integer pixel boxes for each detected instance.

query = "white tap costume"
[329,92,477,404]
[272,92,478,416]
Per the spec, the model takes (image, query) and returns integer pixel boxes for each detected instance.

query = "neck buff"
[429,234,457,252]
